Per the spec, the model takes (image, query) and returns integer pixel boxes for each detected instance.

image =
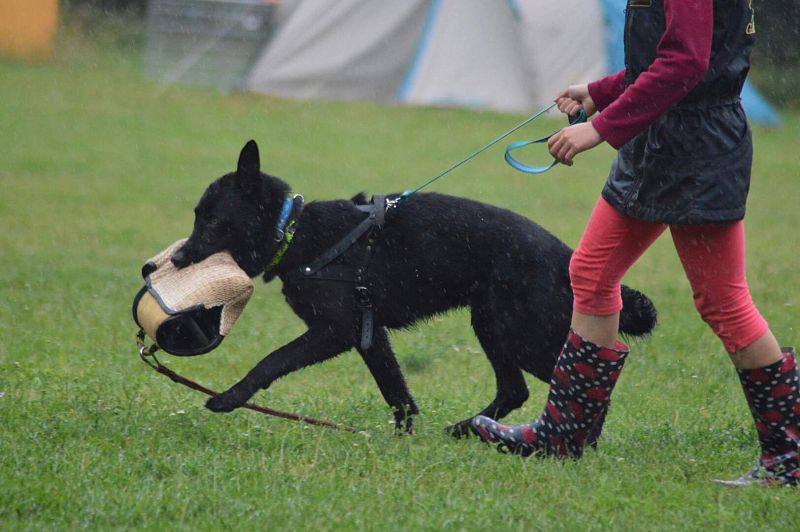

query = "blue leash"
[394,104,586,205]
[505,108,587,174]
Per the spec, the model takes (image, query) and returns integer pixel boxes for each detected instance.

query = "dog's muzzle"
[133,238,253,356]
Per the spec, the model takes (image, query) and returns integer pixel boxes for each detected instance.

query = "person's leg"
[571,312,619,352]
[569,198,666,348]
[671,222,799,486]
[472,198,665,457]
[670,221,778,362]
[729,330,782,369]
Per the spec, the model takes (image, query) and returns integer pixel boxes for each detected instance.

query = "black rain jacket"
[602,0,756,224]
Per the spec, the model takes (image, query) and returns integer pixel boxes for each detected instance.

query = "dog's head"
[171,140,291,277]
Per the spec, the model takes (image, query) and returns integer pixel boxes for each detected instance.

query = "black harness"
[288,195,388,351]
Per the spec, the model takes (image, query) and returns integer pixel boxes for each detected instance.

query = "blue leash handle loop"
[504,108,587,174]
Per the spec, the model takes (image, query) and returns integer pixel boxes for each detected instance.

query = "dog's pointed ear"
[235,140,264,196]
[237,140,260,178]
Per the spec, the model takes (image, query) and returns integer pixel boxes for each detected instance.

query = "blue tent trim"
[598,0,780,125]
[397,0,444,101]
[599,0,626,73]
[740,82,782,126]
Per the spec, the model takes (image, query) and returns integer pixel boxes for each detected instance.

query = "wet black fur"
[172,140,657,436]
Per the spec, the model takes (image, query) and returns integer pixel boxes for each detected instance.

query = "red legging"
[569,197,768,353]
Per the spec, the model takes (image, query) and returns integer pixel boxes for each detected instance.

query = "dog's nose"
[171,248,190,268]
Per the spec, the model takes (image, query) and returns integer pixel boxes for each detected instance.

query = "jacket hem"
[601,187,745,225]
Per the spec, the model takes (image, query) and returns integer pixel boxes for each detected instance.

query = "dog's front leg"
[357,327,419,434]
[206,325,351,413]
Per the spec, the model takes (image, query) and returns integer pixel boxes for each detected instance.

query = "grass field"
[1,23,799,530]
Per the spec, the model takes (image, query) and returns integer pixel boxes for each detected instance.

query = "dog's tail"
[619,285,658,337]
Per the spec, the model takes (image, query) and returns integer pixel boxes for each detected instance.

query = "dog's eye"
[206,214,221,226]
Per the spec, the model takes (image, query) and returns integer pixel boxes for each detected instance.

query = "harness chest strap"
[301,195,385,277]
[297,195,387,351]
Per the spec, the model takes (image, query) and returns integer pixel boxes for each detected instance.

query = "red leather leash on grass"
[138,332,360,433]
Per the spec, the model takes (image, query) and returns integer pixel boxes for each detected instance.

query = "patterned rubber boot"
[585,403,609,449]
[714,347,800,487]
[471,331,629,458]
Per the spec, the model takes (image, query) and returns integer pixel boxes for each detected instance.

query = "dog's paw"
[393,414,415,435]
[444,420,473,439]
[205,389,247,413]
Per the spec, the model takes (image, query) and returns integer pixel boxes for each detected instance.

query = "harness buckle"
[355,285,371,308]
[384,195,403,211]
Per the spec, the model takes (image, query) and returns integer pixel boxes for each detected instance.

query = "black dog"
[171,140,656,437]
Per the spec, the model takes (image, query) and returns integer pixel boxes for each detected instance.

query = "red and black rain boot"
[714,347,800,487]
[471,330,629,458]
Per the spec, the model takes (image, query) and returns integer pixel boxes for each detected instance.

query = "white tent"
[242,0,778,123]
[247,2,427,103]
[246,0,608,113]
[516,0,607,110]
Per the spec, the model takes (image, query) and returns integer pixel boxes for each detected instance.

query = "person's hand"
[555,84,597,119]
[547,122,603,166]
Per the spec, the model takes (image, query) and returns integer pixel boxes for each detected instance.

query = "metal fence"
[145,0,277,92]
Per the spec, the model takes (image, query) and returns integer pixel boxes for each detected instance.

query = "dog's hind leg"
[445,309,530,439]
[357,327,419,434]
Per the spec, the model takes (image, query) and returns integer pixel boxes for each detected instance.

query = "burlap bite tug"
[132,239,253,356]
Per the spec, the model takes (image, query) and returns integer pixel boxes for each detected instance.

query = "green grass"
[1,24,800,530]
